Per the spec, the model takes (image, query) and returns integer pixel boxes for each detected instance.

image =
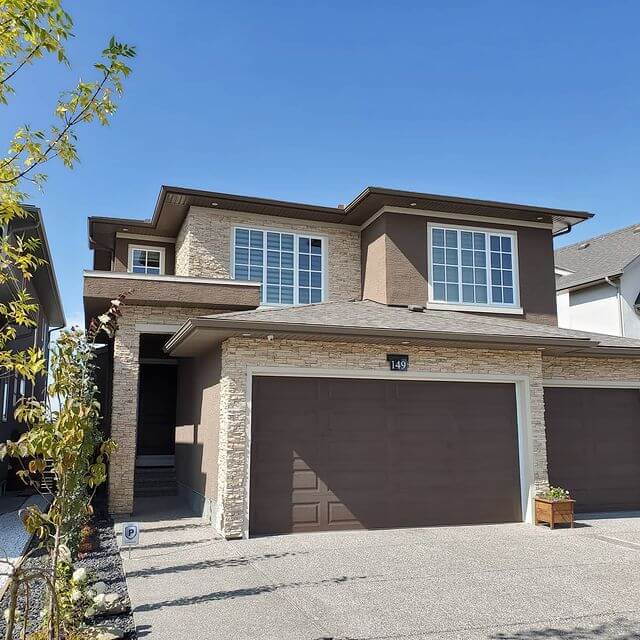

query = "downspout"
[552,221,573,239]
[604,276,625,337]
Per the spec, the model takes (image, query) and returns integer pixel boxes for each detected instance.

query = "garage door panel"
[545,386,640,513]
[251,377,521,534]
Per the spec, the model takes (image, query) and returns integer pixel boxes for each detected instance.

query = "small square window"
[129,247,164,276]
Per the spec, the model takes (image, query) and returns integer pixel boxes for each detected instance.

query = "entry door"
[250,376,522,535]
[136,364,177,461]
[545,386,640,512]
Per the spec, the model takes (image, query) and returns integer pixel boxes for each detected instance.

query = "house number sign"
[387,354,409,371]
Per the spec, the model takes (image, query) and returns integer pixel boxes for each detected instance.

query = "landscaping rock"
[87,623,125,639]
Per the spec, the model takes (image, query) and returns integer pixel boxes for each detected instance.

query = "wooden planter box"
[535,497,575,529]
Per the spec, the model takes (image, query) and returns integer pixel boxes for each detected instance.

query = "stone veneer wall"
[174,206,362,302]
[218,337,549,538]
[174,215,190,276]
[109,304,220,514]
[542,355,640,381]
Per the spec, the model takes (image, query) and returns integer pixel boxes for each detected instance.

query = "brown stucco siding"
[112,238,176,275]
[218,337,548,539]
[360,212,558,324]
[361,216,387,304]
[175,346,221,507]
[175,206,362,302]
[84,273,260,310]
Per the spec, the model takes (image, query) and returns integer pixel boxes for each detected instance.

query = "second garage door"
[250,376,522,535]
[545,386,640,513]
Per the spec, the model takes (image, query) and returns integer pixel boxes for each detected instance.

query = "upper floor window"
[233,227,325,305]
[428,224,520,310]
[128,245,164,275]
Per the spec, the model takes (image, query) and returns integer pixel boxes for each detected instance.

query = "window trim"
[127,244,165,276]
[427,222,522,313]
[231,225,328,306]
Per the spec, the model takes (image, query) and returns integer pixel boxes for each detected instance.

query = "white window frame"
[1,378,8,422]
[127,244,165,276]
[231,226,328,306]
[427,222,522,314]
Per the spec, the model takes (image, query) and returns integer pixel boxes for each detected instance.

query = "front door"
[136,363,177,465]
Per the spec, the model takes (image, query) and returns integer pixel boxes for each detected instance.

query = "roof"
[555,222,640,291]
[165,299,640,357]
[12,206,65,328]
[88,185,594,248]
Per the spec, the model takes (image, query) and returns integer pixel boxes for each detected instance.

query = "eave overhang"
[165,316,606,358]
[89,185,595,249]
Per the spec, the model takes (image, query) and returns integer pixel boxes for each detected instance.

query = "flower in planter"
[70,588,83,603]
[538,486,571,501]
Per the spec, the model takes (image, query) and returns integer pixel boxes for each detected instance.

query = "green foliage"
[0,2,134,637]
[538,486,571,502]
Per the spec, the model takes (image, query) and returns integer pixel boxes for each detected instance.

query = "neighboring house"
[0,206,65,492]
[555,224,640,338]
[84,186,640,539]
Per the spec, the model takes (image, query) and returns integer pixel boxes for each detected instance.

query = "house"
[555,223,640,338]
[83,186,640,539]
[0,206,65,493]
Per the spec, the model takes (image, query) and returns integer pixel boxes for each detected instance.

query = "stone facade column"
[108,319,140,514]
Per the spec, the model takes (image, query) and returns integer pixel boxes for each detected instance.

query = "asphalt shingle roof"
[555,223,640,291]
[201,300,640,350]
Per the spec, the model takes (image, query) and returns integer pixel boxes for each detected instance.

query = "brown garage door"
[250,377,522,535]
[545,386,640,513]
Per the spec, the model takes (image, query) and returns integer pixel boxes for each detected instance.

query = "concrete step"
[134,467,177,497]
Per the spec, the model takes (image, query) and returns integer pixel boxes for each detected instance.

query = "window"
[1,378,10,422]
[429,224,519,308]
[233,228,324,305]
[128,245,164,275]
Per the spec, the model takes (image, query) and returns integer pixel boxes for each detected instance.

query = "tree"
[1,297,125,640]
[0,2,135,638]
[0,0,135,388]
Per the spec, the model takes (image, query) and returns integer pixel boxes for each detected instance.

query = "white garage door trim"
[544,379,640,389]
[243,366,536,539]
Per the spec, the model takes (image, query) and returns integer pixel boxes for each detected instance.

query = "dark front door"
[545,386,640,513]
[137,364,177,458]
[250,376,522,535]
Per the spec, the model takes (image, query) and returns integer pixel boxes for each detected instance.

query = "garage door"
[545,386,640,513]
[250,376,522,535]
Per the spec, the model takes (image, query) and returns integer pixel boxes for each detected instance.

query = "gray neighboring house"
[555,223,640,338]
[0,206,66,493]
[84,185,640,539]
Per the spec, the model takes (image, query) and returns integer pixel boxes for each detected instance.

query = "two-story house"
[555,223,640,338]
[84,186,640,539]
[1,206,65,494]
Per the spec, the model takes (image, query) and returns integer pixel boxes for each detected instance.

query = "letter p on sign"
[122,522,140,546]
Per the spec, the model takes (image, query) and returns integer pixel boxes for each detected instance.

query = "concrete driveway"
[118,499,640,640]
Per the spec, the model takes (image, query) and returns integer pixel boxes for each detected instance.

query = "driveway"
[118,499,640,640]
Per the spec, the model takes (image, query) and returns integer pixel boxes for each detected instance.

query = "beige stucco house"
[83,185,640,539]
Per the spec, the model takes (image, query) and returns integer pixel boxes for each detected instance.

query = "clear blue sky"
[2,1,639,325]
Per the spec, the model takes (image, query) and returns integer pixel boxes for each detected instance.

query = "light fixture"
[211,202,218,206]
[241,333,252,337]
[401,341,410,345]
[122,227,129,231]
[410,202,417,207]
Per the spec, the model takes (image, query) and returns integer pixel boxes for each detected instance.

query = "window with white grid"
[233,228,325,305]
[429,225,518,308]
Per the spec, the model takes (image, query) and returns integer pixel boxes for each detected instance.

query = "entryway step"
[134,467,177,497]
